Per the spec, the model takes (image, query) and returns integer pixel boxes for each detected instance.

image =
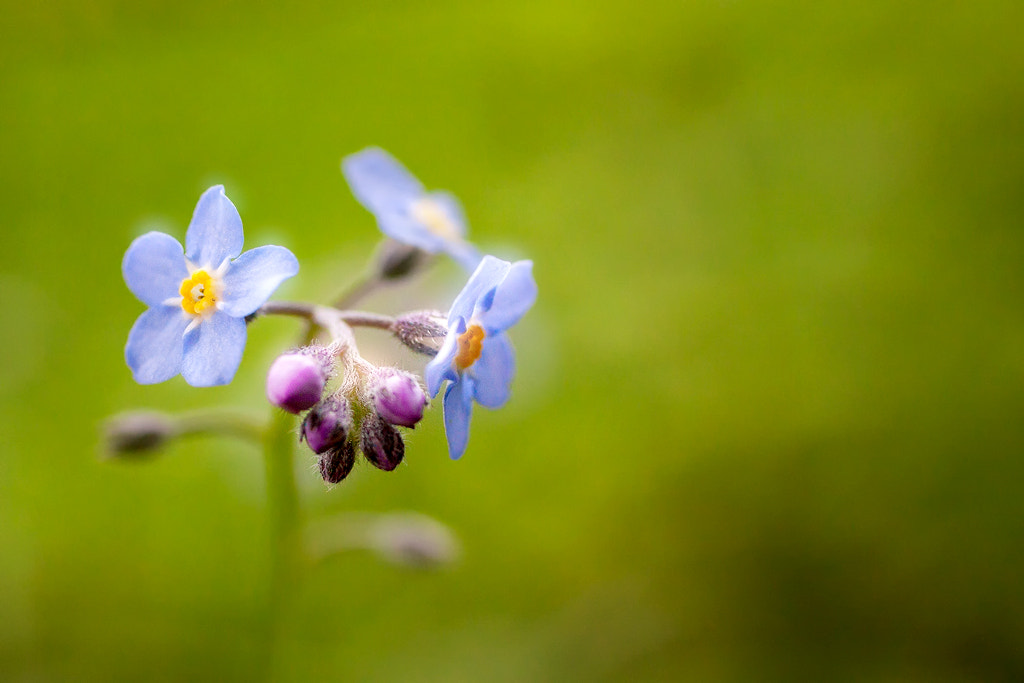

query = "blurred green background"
[2,0,1023,680]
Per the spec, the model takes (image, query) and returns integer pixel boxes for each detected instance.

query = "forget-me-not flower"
[425,255,537,459]
[123,185,299,387]
[342,147,482,271]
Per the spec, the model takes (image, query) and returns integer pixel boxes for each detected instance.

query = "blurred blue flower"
[342,147,482,271]
[425,255,537,459]
[122,185,299,387]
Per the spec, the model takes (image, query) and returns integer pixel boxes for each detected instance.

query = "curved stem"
[258,301,395,331]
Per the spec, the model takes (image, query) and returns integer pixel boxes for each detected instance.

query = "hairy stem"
[258,301,395,332]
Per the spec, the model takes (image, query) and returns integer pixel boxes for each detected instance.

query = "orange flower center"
[454,324,485,371]
[179,270,218,316]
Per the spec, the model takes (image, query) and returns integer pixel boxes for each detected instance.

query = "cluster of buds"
[266,344,429,484]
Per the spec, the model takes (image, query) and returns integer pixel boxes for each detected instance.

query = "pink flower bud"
[266,353,327,414]
[301,394,352,455]
[374,369,428,428]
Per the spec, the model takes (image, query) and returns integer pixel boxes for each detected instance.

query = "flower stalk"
[112,150,537,677]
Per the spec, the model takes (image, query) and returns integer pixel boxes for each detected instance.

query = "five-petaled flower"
[425,255,537,459]
[342,147,482,271]
[123,185,299,386]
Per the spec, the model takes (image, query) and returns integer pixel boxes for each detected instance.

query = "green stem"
[176,410,266,442]
[261,409,302,677]
[253,251,404,674]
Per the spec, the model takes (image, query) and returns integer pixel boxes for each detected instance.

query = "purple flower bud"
[266,352,329,414]
[301,394,352,455]
[360,413,405,472]
[374,369,428,428]
[319,439,356,484]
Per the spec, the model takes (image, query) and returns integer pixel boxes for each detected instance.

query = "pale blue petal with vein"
[426,316,465,397]
[185,185,244,268]
[443,378,475,460]
[479,261,536,334]
[180,313,247,387]
[219,245,299,317]
[122,232,188,307]
[471,333,515,409]
[124,306,189,384]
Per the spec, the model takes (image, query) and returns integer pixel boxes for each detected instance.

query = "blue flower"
[425,256,537,459]
[122,185,299,387]
[342,147,482,271]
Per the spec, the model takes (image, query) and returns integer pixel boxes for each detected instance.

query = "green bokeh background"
[2,1,1023,680]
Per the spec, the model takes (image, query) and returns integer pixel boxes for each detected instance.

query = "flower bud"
[301,394,352,455]
[374,369,428,428]
[360,413,405,472]
[266,351,331,414]
[374,239,429,280]
[319,439,356,484]
[101,411,178,459]
[368,514,460,569]
[392,310,448,356]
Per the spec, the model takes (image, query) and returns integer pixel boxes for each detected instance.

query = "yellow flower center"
[410,198,459,240]
[179,270,218,316]
[454,324,485,371]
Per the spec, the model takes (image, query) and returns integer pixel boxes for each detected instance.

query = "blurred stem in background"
[255,242,453,677]
[261,409,302,677]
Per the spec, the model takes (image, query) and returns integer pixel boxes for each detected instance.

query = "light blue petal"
[185,185,244,269]
[479,260,537,333]
[447,255,510,325]
[422,194,481,270]
[377,211,450,253]
[443,377,475,460]
[218,245,299,317]
[472,333,515,409]
[425,318,464,397]
[122,232,188,307]
[342,147,424,216]
[125,306,188,384]
[180,312,247,386]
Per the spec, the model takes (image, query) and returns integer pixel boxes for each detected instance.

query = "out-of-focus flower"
[342,147,482,271]
[425,256,537,459]
[122,185,298,386]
